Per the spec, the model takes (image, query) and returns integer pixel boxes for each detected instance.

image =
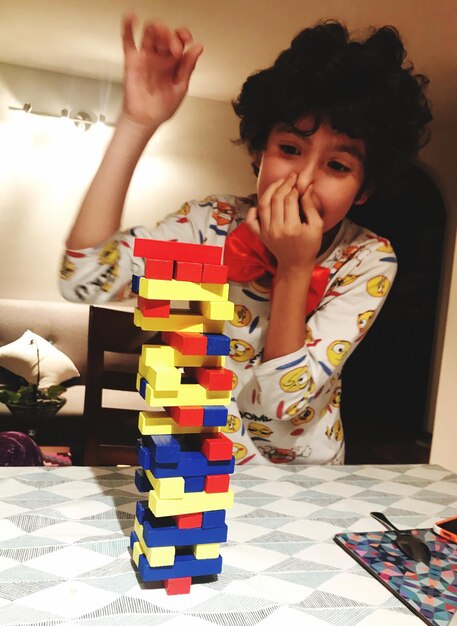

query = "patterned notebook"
[334,529,457,626]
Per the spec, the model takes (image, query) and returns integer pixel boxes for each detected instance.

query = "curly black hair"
[232,21,432,192]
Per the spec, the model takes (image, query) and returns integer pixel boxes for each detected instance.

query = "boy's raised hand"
[245,174,324,271]
[121,14,203,129]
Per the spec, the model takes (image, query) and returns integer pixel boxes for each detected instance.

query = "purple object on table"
[0,431,43,466]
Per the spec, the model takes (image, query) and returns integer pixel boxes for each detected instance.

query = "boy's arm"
[65,16,203,250]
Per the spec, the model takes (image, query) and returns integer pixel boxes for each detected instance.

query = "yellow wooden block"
[141,363,182,391]
[139,278,229,302]
[139,411,221,435]
[193,543,221,560]
[134,308,225,333]
[144,469,185,500]
[132,538,141,566]
[134,518,175,566]
[143,544,175,567]
[137,374,231,407]
[148,489,234,517]
[141,345,225,368]
[198,300,235,320]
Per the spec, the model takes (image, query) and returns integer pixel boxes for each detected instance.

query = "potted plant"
[0,339,66,438]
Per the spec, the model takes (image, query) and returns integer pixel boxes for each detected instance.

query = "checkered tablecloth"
[0,463,456,626]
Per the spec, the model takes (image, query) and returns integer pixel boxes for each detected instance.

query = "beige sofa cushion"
[0,330,80,389]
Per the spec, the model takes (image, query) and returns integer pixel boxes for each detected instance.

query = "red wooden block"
[174,261,203,283]
[134,238,222,264]
[167,406,204,426]
[201,433,233,461]
[205,474,230,493]
[175,512,203,529]
[144,258,174,280]
[162,331,207,355]
[201,263,229,284]
[137,296,171,318]
[194,367,233,391]
[164,577,192,595]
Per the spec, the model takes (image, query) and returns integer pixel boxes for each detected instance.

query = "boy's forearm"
[262,266,311,362]
[65,114,159,250]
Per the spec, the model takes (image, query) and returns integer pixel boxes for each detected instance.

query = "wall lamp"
[8,103,113,131]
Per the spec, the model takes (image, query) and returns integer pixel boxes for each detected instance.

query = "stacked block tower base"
[129,238,235,595]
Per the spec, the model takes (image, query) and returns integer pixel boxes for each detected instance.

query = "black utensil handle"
[370,511,400,532]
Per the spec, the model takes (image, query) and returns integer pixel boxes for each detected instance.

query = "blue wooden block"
[145,450,235,478]
[130,530,139,549]
[132,274,141,294]
[142,517,228,548]
[135,468,152,493]
[203,405,228,427]
[184,475,205,492]
[139,376,147,399]
[138,552,223,582]
[142,434,181,464]
[202,509,226,528]
[136,500,149,524]
[136,440,150,468]
[136,502,228,547]
[204,333,230,355]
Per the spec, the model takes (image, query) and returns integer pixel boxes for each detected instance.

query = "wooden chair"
[83,305,155,465]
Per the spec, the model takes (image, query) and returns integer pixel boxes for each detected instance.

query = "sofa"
[0,298,148,463]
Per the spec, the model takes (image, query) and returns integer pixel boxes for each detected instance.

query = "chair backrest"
[343,165,446,461]
[83,305,155,465]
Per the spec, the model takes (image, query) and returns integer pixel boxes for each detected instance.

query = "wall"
[0,62,254,302]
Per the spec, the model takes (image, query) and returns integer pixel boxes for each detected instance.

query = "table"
[0,463,456,625]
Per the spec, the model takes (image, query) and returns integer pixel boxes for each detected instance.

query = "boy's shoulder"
[321,218,397,273]
[192,193,256,213]
[187,193,257,233]
[339,218,395,254]
[175,193,257,243]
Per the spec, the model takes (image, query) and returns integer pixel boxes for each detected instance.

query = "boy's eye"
[328,160,350,173]
[279,144,301,156]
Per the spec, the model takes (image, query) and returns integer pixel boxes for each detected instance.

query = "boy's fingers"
[175,43,204,86]
[258,177,286,231]
[176,27,193,46]
[299,184,314,219]
[122,14,137,53]
[140,22,156,54]
[145,22,177,57]
[270,173,297,228]
[300,184,323,227]
[164,28,183,59]
[283,187,301,227]
[244,206,261,237]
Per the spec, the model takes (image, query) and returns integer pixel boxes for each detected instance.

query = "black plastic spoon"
[370,511,431,565]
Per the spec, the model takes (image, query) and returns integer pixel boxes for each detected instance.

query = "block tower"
[129,238,235,595]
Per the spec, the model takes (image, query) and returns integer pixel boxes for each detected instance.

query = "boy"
[61,16,432,465]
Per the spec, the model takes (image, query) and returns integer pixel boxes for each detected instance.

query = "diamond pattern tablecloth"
[0,464,456,626]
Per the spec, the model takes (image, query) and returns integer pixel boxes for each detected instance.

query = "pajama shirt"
[60,194,397,465]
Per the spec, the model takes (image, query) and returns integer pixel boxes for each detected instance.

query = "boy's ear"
[251,151,262,177]
[354,183,374,206]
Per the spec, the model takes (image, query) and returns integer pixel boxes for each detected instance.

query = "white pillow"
[0,330,80,389]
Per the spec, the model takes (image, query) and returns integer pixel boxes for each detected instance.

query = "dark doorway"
[344,166,446,464]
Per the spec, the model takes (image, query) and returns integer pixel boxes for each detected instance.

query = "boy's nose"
[295,163,316,193]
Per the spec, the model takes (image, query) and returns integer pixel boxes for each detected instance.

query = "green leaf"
[46,385,66,399]
[0,389,20,403]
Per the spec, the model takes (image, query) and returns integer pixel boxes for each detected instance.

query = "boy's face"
[257,116,369,232]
